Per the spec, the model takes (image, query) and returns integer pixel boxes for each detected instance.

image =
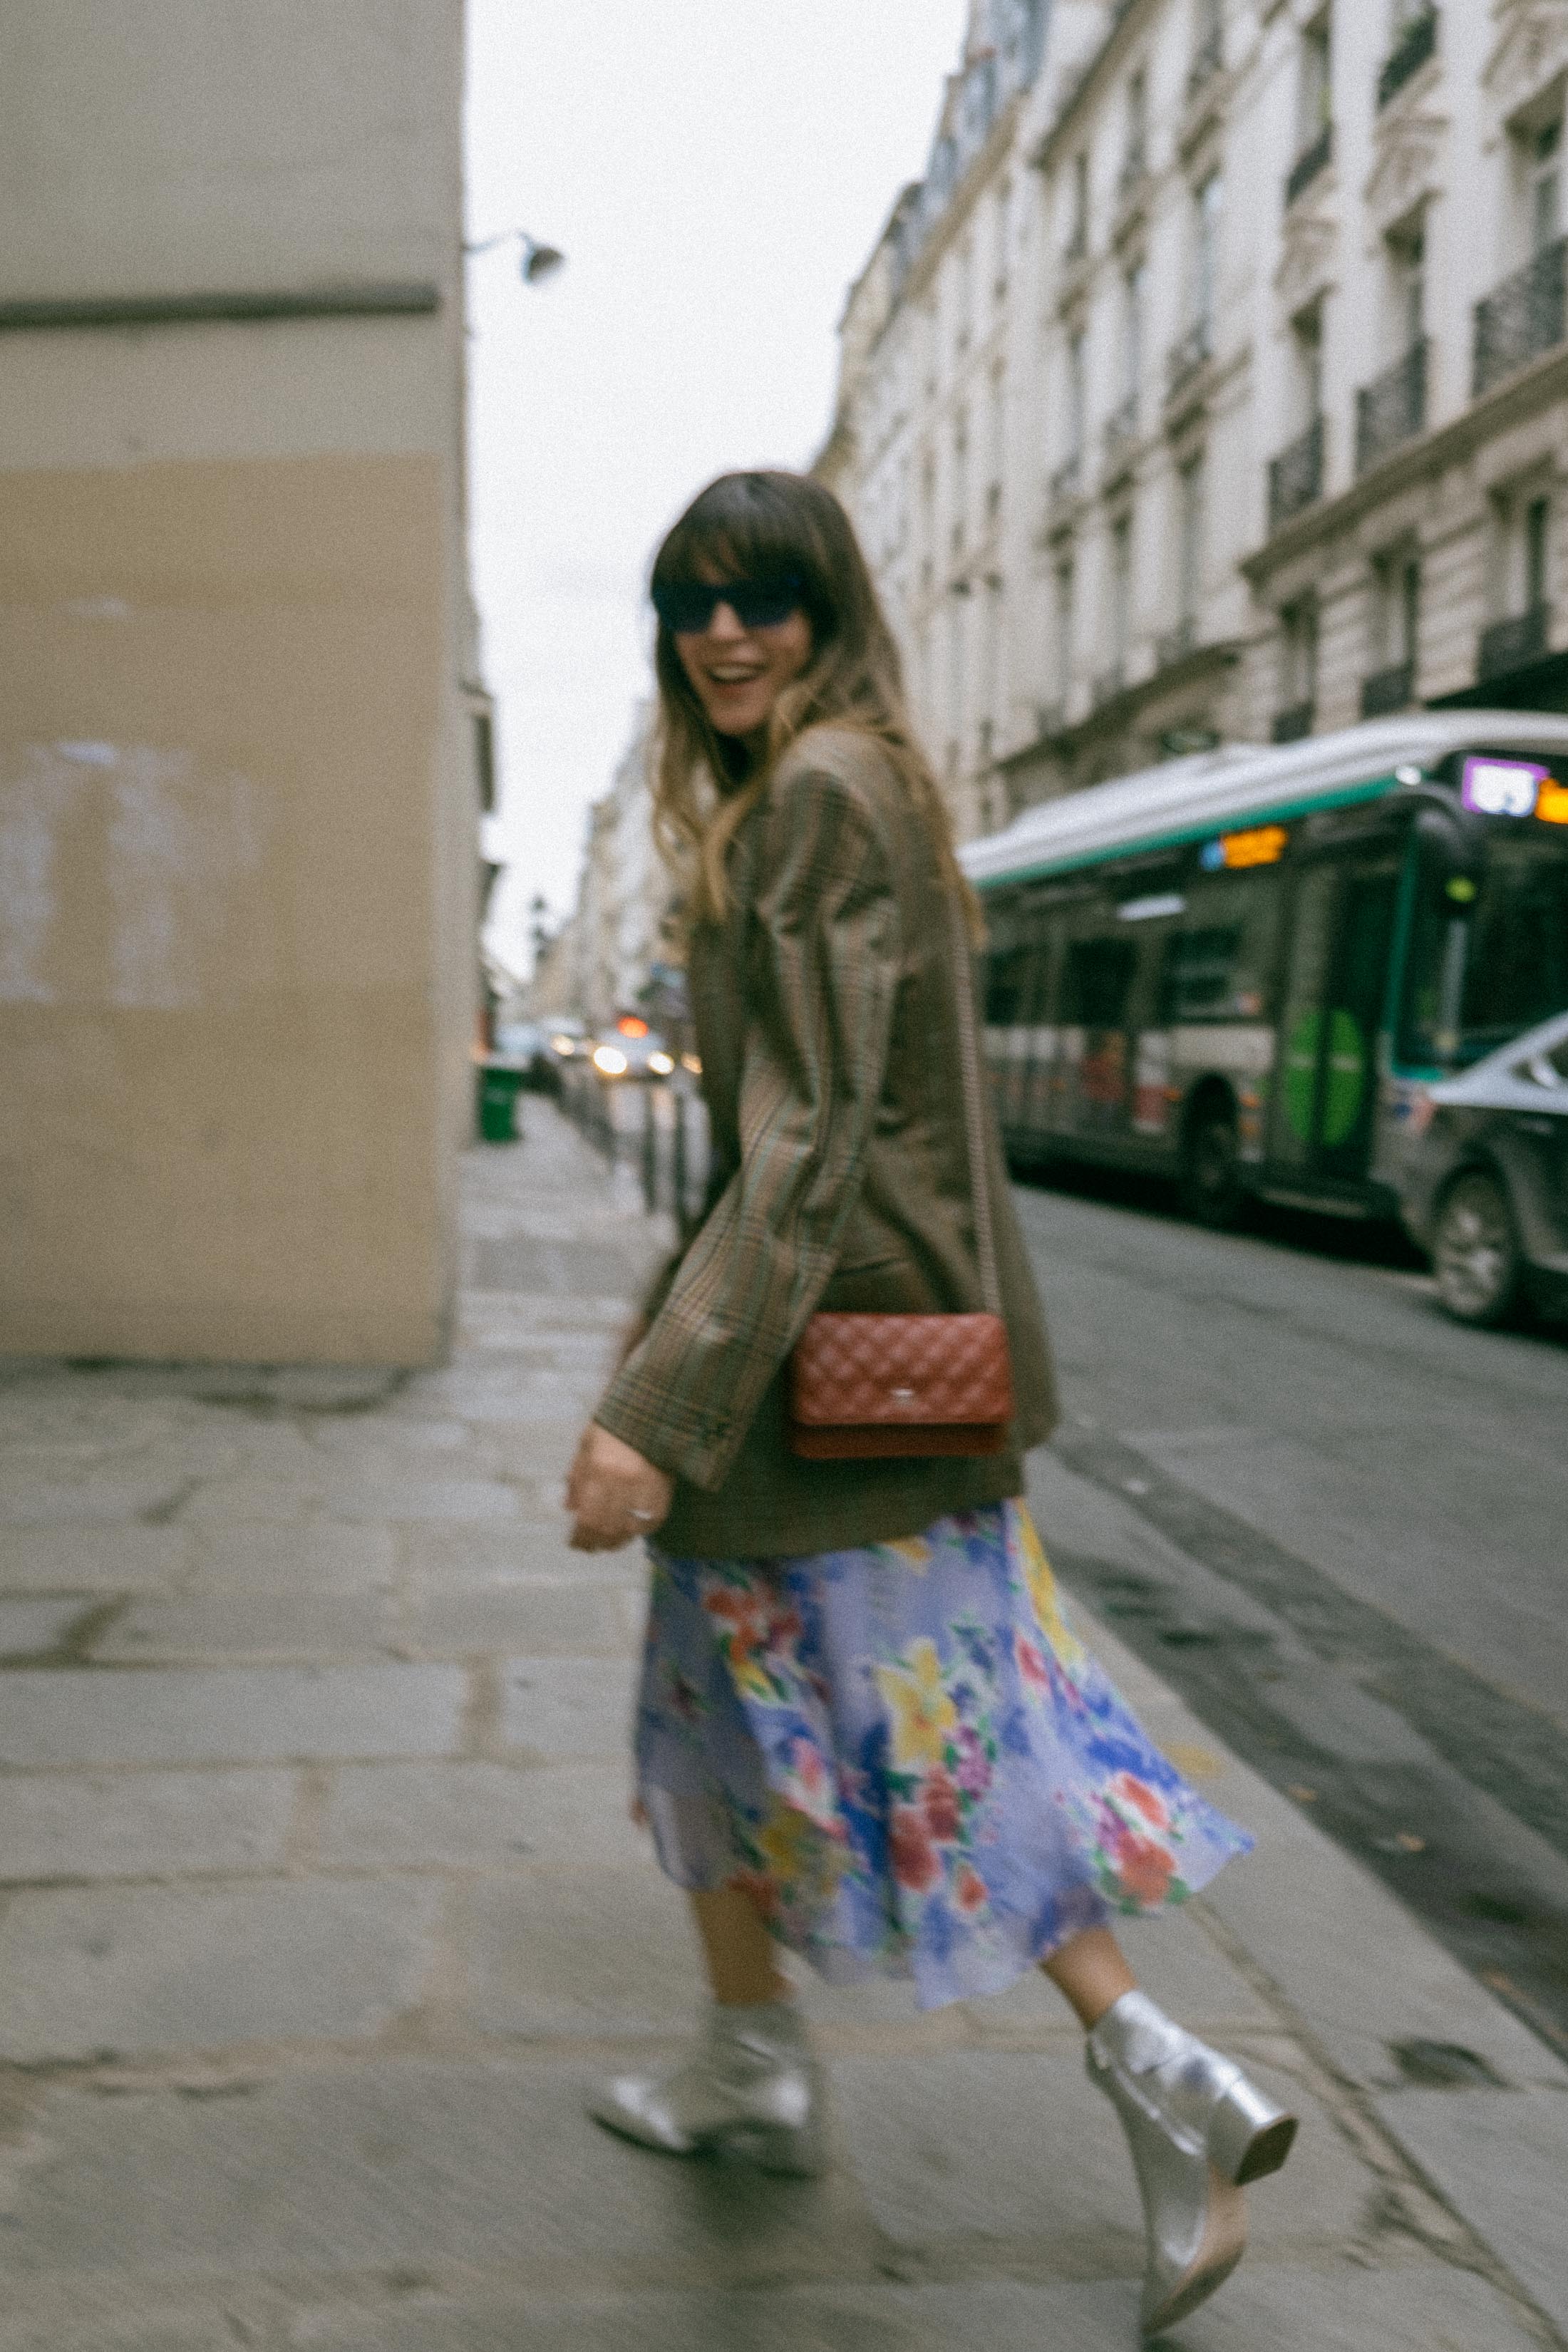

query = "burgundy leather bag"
[788,892,1014,1460]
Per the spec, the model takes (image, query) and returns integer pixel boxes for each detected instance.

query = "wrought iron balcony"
[1355,338,1427,474]
[1473,237,1567,398]
[1166,317,1212,403]
[1048,452,1083,506]
[1155,617,1199,671]
[1361,661,1414,718]
[1377,7,1438,110]
[1478,604,1550,683]
[1272,701,1315,744]
[1186,29,1224,101]
[1284,123,1333,209]
[1267,414,1324,532]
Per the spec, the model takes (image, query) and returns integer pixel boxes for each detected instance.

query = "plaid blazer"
[593,726,1057,1559]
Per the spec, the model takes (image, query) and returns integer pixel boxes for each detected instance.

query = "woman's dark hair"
[647,470,976,925]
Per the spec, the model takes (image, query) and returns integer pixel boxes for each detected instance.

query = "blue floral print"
[635,1501,1252,2009]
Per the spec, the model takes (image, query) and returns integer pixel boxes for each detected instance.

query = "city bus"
[961,713,1568,1225]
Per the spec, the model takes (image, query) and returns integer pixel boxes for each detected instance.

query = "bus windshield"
[1400,820,1568,1068]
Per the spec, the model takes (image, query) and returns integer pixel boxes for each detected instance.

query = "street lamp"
[463,229,567,286]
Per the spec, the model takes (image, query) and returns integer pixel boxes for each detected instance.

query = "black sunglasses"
[652,574,804,635]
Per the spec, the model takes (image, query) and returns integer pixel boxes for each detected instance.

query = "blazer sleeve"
[592,763,899,1490]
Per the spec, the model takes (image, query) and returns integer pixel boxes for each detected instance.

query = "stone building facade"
[822,0,1568,832]
[0,1,484,1366]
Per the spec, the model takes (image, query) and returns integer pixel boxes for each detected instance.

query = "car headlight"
[592,1046,628,1076]
[648,1051,675,1076]
[550,1034,575,1056]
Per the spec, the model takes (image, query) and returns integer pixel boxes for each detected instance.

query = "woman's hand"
[565,1422,674,1552]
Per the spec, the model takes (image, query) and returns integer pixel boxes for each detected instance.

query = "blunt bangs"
[650,473,838,637]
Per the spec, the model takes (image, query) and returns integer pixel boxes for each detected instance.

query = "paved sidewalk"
[0,1099,1563,2350]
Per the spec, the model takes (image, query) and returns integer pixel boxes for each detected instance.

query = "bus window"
[1064,936,1138,1026]
[1160,927,1243,1021]
[1400,828,1568,1067]
[984,945,1032,1028]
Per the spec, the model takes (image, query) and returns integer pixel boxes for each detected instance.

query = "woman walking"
[565,470,1295,2338]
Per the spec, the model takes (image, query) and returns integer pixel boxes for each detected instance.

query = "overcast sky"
[464,0,971,975]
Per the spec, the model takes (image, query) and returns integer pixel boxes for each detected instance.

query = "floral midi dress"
[635,1500,1251,2008]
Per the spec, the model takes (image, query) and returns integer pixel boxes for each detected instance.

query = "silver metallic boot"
[1087,1990,1297,2338]
[590,1999,826,2176]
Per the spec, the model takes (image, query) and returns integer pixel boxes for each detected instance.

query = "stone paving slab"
[317,1760,652,1874]
[179,1523,399,1594]
[0,2056,873,2278]
[459,1867,706,2038]
[0,1663,468,1768]
[405,1581,629,1657]
[0,1765,296,1882]
[1368,2085,1568,2336]
[0,1597,97,1657]
[92,1595,393,1663]
[0,1524,190,1592]
[0,1879,445,2060]
[500,1655,639,1758]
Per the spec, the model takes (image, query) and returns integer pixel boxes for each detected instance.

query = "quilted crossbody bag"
[787,891,1014,1460]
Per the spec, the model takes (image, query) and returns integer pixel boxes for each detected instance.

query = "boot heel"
[1208,2078,1298,2186]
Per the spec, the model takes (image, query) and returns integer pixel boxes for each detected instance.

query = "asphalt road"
[1013,1166,1568,2062]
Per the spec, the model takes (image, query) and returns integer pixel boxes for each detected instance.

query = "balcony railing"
[1187,29,1224,100]
[1091,663,1127,709]
[1166,316,1212,403]
[1267,414,1324,532]
[1155,617,1198,671]
[1272,701,1315,744]
[1478,604,1550,682]
[1356,337,1427,474]
[1048,452,1083,506]
[1377,7,1438,110]
[1361,660,1415,717]
[1473,236,1568,398]
[1284,123,1333,208]
[1103,393,1139,468]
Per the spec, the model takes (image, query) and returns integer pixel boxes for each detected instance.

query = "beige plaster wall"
[0,4,474,1366]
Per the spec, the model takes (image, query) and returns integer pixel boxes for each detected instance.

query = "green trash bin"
[477,1060,525,1143]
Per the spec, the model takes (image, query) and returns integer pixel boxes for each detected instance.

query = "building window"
[1054,557,1076,701]
[1526,493,1551,610]
[1286,14,1333,205]
[994,177,1013,300]
[1292,300,1324,428]
[1177,456,1205,627]
[1110,514,1134,670]
[1275,597,1319,739]
[1192,171,1223,339]
[1066,329,1087,461]
[1122,261,1145,407]
[1531,120,1562,257]
[1391,220,1425,354]
[1066,151,1089,258]
[1122,68,1148,189]
[1363,550,1420,713]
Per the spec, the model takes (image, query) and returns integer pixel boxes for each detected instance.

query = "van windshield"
[1400,822,1568,1068]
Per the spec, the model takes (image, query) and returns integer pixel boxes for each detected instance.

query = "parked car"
[589,1018,676,1082]
[1396,1009,1568,1326]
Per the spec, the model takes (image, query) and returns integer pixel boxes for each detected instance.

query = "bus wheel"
[1179,1103,1244,1229]
[1432,1171,1523,1326]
